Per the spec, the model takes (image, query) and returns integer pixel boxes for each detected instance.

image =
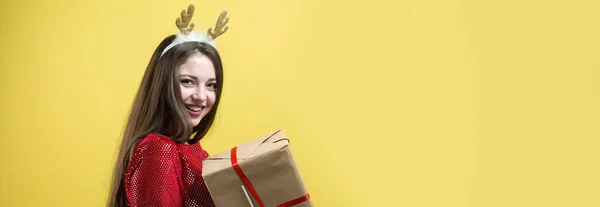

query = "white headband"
[160,4,229,57]
[161,32,216,56]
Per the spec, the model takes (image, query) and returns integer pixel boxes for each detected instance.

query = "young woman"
[107,5,229,207]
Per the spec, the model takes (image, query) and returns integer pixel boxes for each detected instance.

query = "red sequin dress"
[125,134,216,207]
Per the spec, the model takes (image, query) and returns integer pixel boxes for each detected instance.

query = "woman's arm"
[125,135,183,207]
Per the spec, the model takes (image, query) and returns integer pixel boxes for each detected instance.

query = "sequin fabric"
[125,134,216,207]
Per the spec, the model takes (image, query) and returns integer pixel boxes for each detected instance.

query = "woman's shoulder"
[133,134,181,156]
[138,133,177,145]
[125,134,184,186]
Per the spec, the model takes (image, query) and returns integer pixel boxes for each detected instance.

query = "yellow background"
[1,0,599,206]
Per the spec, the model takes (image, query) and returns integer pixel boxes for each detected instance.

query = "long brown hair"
[107,35,224,207]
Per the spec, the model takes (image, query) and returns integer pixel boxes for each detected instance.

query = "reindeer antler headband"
[161,4,230,56]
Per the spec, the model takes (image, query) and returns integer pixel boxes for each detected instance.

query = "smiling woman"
[178,53,219,127]
[106,4,229,207]
[2,0,599,206]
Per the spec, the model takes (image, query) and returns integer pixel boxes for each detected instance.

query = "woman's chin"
[190,118,202,127]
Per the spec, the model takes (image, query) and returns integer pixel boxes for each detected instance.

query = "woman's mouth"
[185,105,203,116]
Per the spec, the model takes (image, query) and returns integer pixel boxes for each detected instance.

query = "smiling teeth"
[187,106,201,112]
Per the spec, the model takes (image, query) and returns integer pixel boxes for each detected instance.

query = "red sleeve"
[125,135,183,207]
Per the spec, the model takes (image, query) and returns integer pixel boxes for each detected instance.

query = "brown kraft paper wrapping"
[202,129,312,207]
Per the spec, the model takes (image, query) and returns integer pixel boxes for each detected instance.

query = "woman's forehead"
[178,54,216,77]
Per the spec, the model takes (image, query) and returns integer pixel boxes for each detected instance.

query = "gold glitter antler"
[176,4,195,35]
[207,10,230,39]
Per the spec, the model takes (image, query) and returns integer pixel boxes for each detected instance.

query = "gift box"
[202,129,312,207]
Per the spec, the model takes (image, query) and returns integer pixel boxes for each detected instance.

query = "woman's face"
[177,52,217,127]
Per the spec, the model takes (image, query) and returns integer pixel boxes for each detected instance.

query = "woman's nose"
[191,88,207,102]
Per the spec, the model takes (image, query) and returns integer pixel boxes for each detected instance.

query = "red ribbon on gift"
[230,146,310,207]
[277,194,311,207]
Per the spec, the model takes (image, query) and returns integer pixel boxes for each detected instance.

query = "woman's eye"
[181,79,194,85]
[207,83,217,89]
